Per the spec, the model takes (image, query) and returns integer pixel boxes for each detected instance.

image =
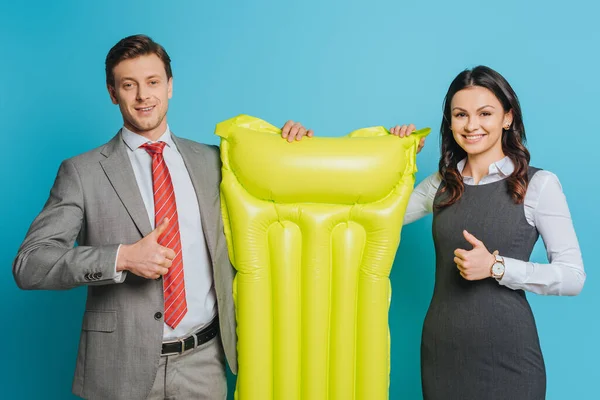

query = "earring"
[503,123,510,130]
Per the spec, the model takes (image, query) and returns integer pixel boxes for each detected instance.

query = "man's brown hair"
[105,34,172,87]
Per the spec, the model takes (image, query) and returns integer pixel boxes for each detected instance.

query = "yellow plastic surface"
[216,115,430,400]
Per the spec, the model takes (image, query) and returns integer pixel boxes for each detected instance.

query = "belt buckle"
[178,337,186,354]
[161,337,186,357]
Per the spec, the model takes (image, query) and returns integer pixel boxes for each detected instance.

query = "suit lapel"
[100,131,153,237]
[172,134,218,262]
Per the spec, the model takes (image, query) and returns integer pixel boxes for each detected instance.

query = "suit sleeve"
[13,159,122,290]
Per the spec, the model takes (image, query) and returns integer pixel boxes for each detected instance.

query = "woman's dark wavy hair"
[437,65,530,208]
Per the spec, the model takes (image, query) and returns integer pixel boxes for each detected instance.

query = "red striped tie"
[141,141,187,329]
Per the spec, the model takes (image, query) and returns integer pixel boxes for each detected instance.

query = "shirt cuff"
[113,244,127,283]
[497,256,527,289]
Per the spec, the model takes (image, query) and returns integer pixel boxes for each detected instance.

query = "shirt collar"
[121,125,174,152]
[457,156,514,178]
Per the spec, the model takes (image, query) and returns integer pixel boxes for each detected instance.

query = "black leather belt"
[161,317,219,356]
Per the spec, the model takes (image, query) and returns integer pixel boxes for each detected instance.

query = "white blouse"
[403,157,585,296]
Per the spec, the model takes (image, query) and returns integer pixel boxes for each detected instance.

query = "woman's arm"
[499,171,585,295]
[403,172,441,225]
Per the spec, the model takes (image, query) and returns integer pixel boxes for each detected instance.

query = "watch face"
[492,262,505,276]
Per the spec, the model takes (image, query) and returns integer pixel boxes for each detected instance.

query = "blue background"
[2,1,597,399]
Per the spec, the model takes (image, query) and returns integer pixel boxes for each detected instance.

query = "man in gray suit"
[13,34,312,400]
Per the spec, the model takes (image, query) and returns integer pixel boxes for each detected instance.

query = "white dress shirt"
[404,157,585,296]
[113,126,217,340]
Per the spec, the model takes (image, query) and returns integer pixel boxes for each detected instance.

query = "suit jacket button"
[84,273,91,280]
[95,272,103,279]
[154,312,163,320]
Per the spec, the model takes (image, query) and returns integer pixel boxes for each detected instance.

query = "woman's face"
[450,86,512,159]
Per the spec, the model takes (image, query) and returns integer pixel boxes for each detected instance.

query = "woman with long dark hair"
[393,65,585,399]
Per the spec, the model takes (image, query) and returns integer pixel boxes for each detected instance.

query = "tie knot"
[141,141,167,156]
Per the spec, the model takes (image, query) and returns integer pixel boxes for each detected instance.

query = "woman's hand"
[281,120,314,142]
[389,124,425,153]
[453,230,495,281]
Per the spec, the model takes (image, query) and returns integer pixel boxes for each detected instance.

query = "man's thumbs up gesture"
[117,218,177,279]
[453,230,496,281]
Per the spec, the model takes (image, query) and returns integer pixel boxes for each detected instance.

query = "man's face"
[108,54,172,139]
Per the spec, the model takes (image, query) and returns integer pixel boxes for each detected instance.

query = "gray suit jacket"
[13,131,237,400]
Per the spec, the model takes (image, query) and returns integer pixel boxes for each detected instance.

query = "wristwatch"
[490,252,505,280]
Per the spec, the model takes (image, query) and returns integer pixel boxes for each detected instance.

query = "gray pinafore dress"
[421,167,546,400]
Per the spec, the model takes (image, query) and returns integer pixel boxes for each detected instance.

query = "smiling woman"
[396,65,585,400]
[448,87,511,178]
[437,66,530,208]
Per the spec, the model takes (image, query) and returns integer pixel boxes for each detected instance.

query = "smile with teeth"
[463,134,485,140]
[136,106,155,112]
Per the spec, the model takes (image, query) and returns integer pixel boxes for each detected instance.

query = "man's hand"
[453,230,495,281]
[389,124,426,153]
[281,120,314,142]
[116,218,177,279]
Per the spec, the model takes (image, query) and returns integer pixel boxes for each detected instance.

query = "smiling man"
[13,34,311,400]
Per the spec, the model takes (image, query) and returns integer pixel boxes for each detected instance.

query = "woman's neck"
[463,151,506,185]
